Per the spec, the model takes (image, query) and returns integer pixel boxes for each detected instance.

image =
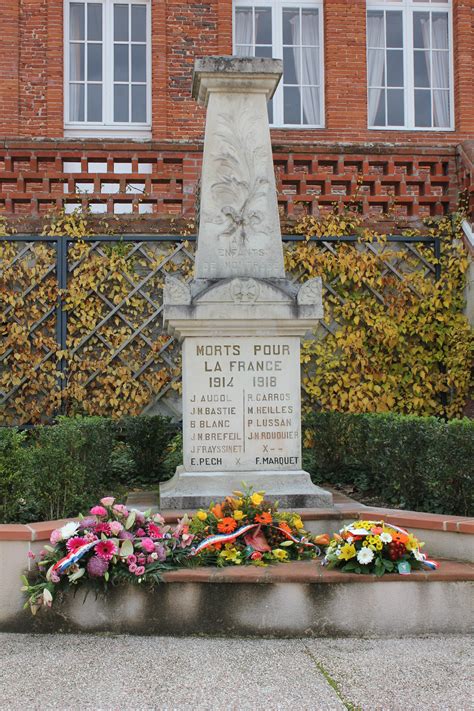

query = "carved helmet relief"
[230,278,260,304]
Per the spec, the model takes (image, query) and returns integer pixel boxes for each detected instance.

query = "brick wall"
[0,0,472,228]
[0,0,472,144]
[0,140,459,229]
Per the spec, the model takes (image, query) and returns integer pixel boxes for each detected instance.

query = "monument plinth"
[160,57,333,509]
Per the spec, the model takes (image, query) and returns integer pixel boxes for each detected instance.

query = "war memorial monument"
[160,57,332,510]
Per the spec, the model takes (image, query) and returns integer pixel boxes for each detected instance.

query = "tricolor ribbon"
[188,523,259,556]
[189,523,320,557]
[52,540,99,574]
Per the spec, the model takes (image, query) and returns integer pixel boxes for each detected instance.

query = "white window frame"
[232,0,325,129]
[366,0,454,131]
[64,0,152,138]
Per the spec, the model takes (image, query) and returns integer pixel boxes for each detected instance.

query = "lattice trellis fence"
[0,234,440,425]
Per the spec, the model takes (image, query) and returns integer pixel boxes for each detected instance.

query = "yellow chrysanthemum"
[273,548,288,561]
[250,493,264,506]
[375,541,383,550]
[196,510,207,521]
[233,510,244,521]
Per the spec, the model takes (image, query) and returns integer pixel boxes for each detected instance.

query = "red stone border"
[1,505,472,541]
[161,559,474,584]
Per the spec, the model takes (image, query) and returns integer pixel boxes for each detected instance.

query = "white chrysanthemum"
[412,548,424,561]
[60,522,80,540]
[380,532,392,543]
[357,547,375,565]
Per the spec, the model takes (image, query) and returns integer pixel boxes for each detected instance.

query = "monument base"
[159,466,333,510]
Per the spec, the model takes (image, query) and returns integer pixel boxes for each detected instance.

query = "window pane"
[87,4,102,41]
[386,11,403,48]
[367,11,384,48]
[433,90,450,126]
[267,98,273,123]
[413,12,430,48]
[302,48,319,86]
[432,51,449,88]
[302,87,319,125]
[235,8,253,45]
[131,84,146,122]
[131,4,146,42]
[301,9,318,46]
[236,45,253,57]
[283,9,299,45]
[255,45,272,58]
[70,84,85,121]
[284,86,301,124]
[87,43,102,81]
[368,49,385,87]
[414,51,430,87]
[432,13,448,49]
[283,47,299,84]
[87,84,102,121]
[415,89,432,126]
[369,88,385,126]
[114,44,129,81]
[386,50,403,87]
[114,4,129,41]
[255,8,271,44]
[387,89,404,125]
[70,44,84,81]
[132,44,146,82]
[70,3,85,41]
[114,84,129,122]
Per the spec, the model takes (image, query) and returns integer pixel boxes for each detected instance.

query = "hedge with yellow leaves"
[286,208,472,419]
[1,205,472,425]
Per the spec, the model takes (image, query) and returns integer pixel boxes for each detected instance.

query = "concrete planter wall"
[1,505,473,636]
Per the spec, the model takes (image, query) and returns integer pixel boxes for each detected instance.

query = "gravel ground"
[0,634,471,711]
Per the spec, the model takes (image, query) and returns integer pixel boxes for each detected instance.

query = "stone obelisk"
[160,56,332,509]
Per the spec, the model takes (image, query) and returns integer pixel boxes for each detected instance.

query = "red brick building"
[0,0,473,230]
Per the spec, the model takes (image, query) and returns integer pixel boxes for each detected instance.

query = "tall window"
[65,0,151,136]
[367,0,453,130]
[233,1,324,127]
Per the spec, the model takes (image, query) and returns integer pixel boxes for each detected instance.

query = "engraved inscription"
[183,337,301,472]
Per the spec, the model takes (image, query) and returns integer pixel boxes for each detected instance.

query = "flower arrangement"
[186,489,327,567]
[22,490,326,612]
[22,497,191,614]
[322,520,439,576]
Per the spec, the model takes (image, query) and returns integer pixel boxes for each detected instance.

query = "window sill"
[368,126,455,132]
[64,126,152,140]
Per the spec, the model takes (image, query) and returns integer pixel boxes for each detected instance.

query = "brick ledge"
[1,505,473,540]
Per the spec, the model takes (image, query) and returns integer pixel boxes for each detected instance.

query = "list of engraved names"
[183,337,301,471]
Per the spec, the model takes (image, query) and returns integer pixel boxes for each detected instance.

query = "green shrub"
[0,415,179,523]
[304,412,474,516]
[114,415,179,487]
[0,428,29,522]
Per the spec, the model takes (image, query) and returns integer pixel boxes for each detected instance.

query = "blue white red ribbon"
[52,540,99,574]
[189,524,259,556]
[189,523,320,557]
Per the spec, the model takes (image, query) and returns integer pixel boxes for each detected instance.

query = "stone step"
[14,559,474,637]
